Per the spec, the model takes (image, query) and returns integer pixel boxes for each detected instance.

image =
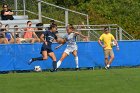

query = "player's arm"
[55,38,66,50]
[112,35,119,50]
[98,35,106,48]
[55,44,63,50]
[98,39,104,48]
[40,33,47,45]
[74,32,88,40]
[114,39,119,47]
[114,39,119,50]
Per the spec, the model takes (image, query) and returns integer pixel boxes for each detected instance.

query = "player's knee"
[52,57,57,61]
[111,56,115,59]
[43,57,48,60]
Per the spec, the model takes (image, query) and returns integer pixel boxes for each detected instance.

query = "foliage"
[45,0,140,39]
[0,0,139,39]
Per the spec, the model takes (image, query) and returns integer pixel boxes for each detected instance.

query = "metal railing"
[57,24,135,41]
[39,0,89,26]
[0,0,134,41]
[0,24,135,45]
[1,0,89,26]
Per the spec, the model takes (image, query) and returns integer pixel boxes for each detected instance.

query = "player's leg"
[57,52,68,69]
[48,52,57,71]
[28,51,48,65]
[72,50,79,69]
[104,50,109,69]
[105,58,109,65]
[107,50,114,68]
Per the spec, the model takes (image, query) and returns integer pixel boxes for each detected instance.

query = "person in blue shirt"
[28,24,59,72]
[4,24,14,43]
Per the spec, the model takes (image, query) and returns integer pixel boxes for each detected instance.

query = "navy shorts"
[40,45,53,54]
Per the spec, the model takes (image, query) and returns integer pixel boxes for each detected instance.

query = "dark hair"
[50,20,57,27]
[50,20,55,23]
[36,23,43,30]
[104,27,109,31]
[2,4,8,8]
[14,25,18,27]
[5,24,9,27]
[49,24,57,30]
[27,21,32,24]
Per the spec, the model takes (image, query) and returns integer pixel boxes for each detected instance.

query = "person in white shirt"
[55,24,88,70]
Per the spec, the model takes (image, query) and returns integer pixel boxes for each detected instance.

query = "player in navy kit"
[28,24,58,71]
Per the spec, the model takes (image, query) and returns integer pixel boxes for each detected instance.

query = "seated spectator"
[1,4,14,20]
[12,25,25,44]
[4,24,14,43]
[23,21,40,43]
[0,22,9,44]
[35,23,44,42]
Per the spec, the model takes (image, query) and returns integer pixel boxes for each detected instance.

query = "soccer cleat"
[75,68,79,71]
[28,59,34,65]
[105,66,109,70]
[50,69,57,72]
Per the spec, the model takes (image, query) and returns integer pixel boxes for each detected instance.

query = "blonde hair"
[67,24,75,30]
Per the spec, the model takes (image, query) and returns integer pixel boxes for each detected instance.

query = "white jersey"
[64,33,77,47]
[63,33,77,55]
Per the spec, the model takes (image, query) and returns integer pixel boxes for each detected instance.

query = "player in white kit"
[55,24,88,70]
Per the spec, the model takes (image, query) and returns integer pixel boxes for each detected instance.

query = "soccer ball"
[110,41,116,47]
[57,38,66,44]
[34,66,42,72]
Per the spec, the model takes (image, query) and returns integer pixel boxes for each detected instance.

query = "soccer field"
[0,68,140,93]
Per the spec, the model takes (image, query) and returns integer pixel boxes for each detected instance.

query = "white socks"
[107,64,110,68]
[57,60,62,68]
[75,56,79,68]
[56,56,79,69]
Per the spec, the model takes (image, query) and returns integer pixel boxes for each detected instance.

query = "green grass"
[0,68,140,93]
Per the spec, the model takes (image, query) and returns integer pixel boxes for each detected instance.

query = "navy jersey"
[42,30,57,48]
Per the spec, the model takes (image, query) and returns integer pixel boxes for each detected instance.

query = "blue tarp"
[0,41,140,71]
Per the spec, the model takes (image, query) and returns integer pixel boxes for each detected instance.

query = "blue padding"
[0,41,140,71]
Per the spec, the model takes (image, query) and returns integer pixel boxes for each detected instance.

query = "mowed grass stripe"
[0,68,140,93]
